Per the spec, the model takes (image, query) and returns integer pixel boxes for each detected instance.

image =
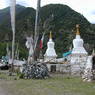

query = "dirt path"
[0,87,6,95]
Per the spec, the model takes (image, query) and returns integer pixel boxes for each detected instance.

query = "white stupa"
[70,24,88,76]
[44,32,57,62]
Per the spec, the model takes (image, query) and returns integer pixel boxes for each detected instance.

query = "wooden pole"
[33,0,41,61]
[10,0,16,72]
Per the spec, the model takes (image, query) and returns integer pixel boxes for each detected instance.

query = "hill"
[0,4,95,58]
[0,5,25,25]
[40,4,95,56]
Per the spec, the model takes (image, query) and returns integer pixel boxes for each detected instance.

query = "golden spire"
[50,31,52,39]
[76,24,80,35]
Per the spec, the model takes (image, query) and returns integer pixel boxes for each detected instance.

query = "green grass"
[0,72,95,95]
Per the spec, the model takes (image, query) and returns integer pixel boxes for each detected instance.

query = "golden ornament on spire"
[50,31,52,39]
[76,24,80,35]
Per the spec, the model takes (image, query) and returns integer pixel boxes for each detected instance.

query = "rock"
[21,62,49,79]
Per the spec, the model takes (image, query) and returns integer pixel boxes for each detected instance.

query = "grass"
[0,72,95,95]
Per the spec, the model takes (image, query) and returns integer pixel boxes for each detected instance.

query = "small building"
[9,59,26,72]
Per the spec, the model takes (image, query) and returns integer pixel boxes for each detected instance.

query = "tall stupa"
[70,24,88,76]
[44,32,57,62]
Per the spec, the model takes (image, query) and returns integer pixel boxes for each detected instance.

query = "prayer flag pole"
[10,0,16,72]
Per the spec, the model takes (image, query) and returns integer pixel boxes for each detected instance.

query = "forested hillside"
[0,4,95,58]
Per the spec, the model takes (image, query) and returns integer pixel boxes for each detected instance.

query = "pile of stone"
[21,62,49,79]
[82,68,92,82]
[82,56,95,82]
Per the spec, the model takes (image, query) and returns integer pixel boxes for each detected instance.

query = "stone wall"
[47,62,86,76]
[46,63,71,74]
[70,55,88,76]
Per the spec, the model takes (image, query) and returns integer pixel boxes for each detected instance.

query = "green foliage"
[0,74,95,95]
[0,43,7,58]
[0,4,95,58]
[19,46,28,59]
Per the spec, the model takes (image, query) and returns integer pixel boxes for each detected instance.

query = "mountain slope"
[40,4,94,55]
[0,5,25,25]
[0,4,94,58]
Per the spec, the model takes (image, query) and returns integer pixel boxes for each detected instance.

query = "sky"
[0,0,95,23]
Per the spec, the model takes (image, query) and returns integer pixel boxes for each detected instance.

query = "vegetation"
[0,72,95,95]
[0,4,95,58]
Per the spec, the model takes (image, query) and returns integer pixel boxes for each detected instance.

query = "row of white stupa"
[44,24,88,64]
[44,24,89,75]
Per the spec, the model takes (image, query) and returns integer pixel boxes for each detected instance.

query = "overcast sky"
[0,0,95,23]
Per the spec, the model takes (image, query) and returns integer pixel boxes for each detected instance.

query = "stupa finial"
[50,31,52,39]
[76,24,80,35]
